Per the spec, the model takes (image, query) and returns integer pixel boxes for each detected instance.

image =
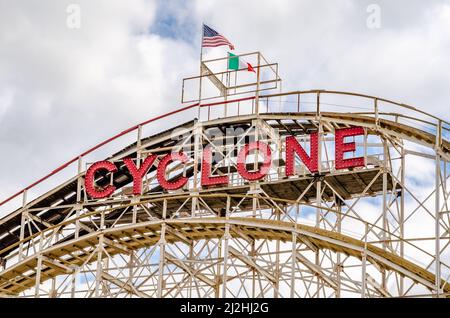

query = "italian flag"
[228,52,256,73]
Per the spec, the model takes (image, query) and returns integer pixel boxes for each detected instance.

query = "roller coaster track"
[0,90,448,298]
[0,215,448,295]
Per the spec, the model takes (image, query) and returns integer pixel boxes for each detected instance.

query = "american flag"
[202,24,234,50]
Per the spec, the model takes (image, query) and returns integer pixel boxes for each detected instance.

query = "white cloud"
[0,0,448,296]
[0,0,198,204]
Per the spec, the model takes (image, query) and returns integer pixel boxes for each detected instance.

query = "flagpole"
[197,23,204,119]
[200,23,204,64]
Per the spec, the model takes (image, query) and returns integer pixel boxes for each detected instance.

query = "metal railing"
[0,89,447,214]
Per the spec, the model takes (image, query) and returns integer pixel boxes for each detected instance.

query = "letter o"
[237,141,272,181]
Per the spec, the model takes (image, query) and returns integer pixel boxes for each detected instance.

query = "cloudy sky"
[0,0,449,210]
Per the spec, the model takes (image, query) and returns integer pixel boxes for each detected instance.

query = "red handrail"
[0,102,198,207]
[0,96,256,208]
[200,96,255,108]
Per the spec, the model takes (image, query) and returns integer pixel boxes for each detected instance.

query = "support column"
[315,121,322,297]
[221,223,230,298]
[34,232,45,297]
[215,238,222,298]
[95,210,105,297]
[34,254,43,297]
[18,190,27,261]
[290,232,297,298]
[157,223,166,298]
[252,121,259,219]
[336,203,342,298]
[50,277,56,298]
[435,153,441,297]
[399,146,405,296]
[95,235,104,297]
[251,240,256,298]
[316,119,323,227]
[381,139,388,289]
[71,267,79,298]
[361,253,367,298]
[361,224,368,298]
[187,243,194,297]
[221,197,231,298]
[274,209,281,298]
[255,52,261,114]
[191,124,202,217]
[75,156,83,239]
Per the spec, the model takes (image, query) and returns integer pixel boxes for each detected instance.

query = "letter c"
[85,161,117,198]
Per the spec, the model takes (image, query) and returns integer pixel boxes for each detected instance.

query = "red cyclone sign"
[85,127,365,199]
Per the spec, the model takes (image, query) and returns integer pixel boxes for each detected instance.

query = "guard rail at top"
[0,89,448,210]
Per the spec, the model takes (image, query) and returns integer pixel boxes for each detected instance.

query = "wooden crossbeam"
[102,272,150,298]
[28,214,53,229]
[165,226,191,245]
[296,253,338,289]
[201,63,226,97]
[228,246,276,283]
[365,273,391,297]
[165,252,216,287]
[231,226,253,244]
[42,256,74,274]
[297,235,318,252]
[103,236,131,255]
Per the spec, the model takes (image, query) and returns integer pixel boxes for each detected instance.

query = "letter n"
[285,134,319,175]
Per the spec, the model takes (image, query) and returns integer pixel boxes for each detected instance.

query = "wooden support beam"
[42,256,74,274]
[297,235,318,252]
[352,173,373,195]
[231,226,254,244]
[102,272,150,298]
[165,226,191,245]
[201,63,227,97]
[103,236,131,255]
[165,252,216,287]
[326,176,351,200]
[79,222,95,233]
[28,214,53,229]
[365,273,392,297]
[296,253,338,290]
[228,246,276,283]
